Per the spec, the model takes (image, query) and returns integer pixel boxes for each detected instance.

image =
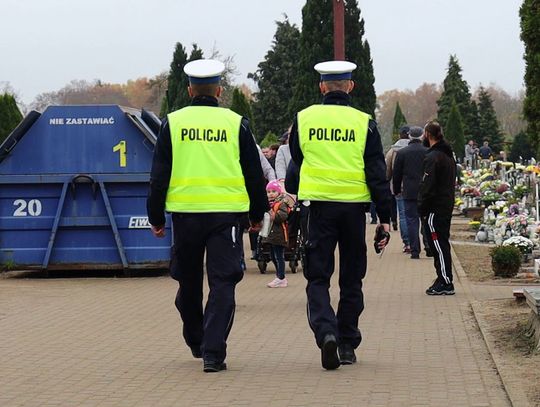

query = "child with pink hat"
[263,180,290,287]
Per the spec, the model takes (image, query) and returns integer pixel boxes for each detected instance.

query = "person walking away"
[263,180,291,288]
[392,126,430,259]
[418,121,456,295]
[147,59,268,372]
[289,60,391,370]
[385,126,410,252]
[275,130,292,180]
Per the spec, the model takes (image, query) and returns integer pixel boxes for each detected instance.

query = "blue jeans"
[396,196,409,246]
[270,245,285,279]
[369,203,377,223]
[404,199,427,256]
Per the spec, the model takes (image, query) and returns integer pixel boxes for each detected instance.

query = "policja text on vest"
[308,128,356,142]
[180,128,228,142]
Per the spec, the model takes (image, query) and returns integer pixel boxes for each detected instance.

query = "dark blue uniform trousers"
[170,213,244,363]
[304,202,367,349]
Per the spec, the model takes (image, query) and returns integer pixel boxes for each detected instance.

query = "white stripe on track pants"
[423,212,453,284]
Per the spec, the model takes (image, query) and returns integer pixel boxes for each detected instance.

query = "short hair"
[269,144,280,152]
[424,121,443,141]
[321,80,351,92]
[189,83,220,97]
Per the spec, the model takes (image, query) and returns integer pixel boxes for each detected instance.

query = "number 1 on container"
[113,140,127,167]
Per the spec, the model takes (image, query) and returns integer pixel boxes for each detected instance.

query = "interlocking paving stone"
[0,225,511,406]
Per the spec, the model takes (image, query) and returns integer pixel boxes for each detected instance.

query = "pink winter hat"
[266,180,283,194]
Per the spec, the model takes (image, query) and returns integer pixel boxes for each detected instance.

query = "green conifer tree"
[288,0,376,116]
[437,55,475,136]
[230,88,255,135]
[0,96,7,141]
[260,132,278,148]
[160,43,203,116]
[344,0,376,115]
[250,18,300,140]
[445,100,465,159]
[477,86,504,152]
[520,0,540,154]
[469,100,481,144]
[391,102,408,143]
[508,131,533,162]
[0,94,23,144]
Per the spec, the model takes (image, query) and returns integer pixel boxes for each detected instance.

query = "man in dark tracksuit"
[418,121,456,295]
[147,59,268,372]
[392,126,430,259]
[289,60,392,370]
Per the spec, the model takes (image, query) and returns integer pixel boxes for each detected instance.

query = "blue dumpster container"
[0,105,171,273]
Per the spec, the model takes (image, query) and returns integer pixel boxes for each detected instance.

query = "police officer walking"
[147,59,268,373]
[289,61,392,370]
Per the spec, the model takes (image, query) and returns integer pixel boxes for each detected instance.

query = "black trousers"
[170,213,244,363]
[423,212,453,284]
[304,202,367,349]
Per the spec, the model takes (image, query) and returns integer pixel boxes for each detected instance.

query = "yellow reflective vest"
[298,104,372,202]
[165,106,249,213]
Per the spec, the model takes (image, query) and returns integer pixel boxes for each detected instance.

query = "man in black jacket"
[392,126,429,259]
[418,121,456,295]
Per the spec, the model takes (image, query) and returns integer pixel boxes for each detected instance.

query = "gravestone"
[534,259,540,276]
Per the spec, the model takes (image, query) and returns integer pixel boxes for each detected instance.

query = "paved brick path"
[0,225,511,406]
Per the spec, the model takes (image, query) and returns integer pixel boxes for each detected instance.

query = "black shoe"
[426,281,455,295]
[410,254,420,259]
[370,220,377,225]
[321,333,340,370]
[425,249,434,257]
[426,279,438,291]
[190,347,202,359]
[338,344,357,365]
[203,360,227,373]
[392,221,398,231]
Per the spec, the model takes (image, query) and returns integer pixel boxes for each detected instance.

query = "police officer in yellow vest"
[289,61,392,370]
[147,59,268,373]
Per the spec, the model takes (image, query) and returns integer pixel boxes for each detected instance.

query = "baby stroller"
[255,200,306,274]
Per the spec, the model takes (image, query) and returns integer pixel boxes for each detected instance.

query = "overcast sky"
[1,0,525,104]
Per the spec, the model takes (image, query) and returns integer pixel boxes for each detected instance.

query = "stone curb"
[451,242,527,407]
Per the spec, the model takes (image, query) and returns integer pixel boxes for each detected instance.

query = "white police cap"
[184,59,225,84]
[314,60,357,81]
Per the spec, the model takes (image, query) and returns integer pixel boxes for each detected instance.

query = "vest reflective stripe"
[301,167,366,182]
[165,106,249,213]
[298,104,371,202]
[166,193,249,204]
[169,177,246,187]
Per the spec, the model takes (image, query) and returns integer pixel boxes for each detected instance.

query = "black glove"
[374,225,390,254]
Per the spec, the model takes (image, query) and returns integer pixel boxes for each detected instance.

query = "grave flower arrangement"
[502,236,534,254]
